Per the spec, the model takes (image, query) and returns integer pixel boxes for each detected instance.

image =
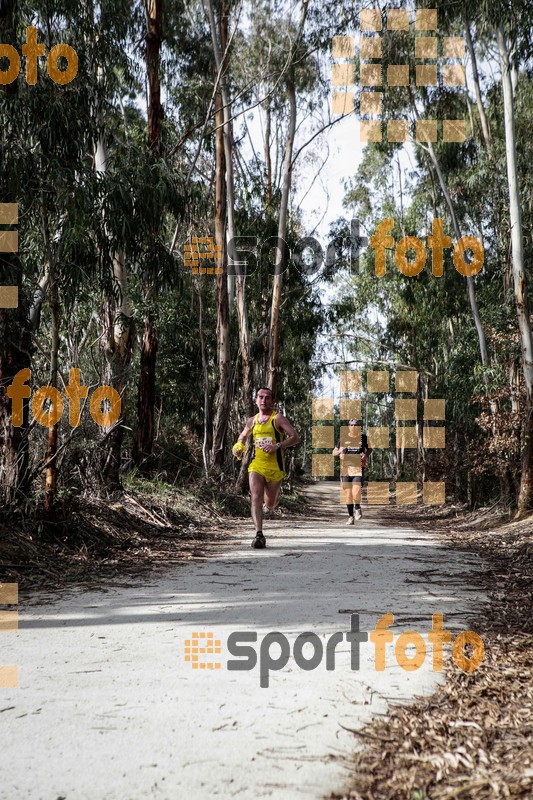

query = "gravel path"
[1,483,484,799]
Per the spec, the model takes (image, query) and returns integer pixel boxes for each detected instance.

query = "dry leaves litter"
[332,506,532,800]
[0,486,237,591]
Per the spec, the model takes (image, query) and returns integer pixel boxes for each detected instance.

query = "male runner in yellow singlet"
[233,387,300,548]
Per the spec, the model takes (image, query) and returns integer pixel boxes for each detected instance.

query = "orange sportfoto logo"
[7,369,121,428]
[0,27,78,86]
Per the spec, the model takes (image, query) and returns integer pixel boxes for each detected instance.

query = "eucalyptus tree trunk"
[0,4,32,505]
[132,304,157,471]
[43,300,59,519]
[426,142,491,395]
[409,76,492,393]
[146,0,164,150]
[265,104,272,210]
[205,0,235,301]
[221,11,252,413]
[465,18,515,306]
[465,20,493,157]
[266,0,309,396]
[133,0,164,471]
[209,87,232,470]
[0,313,31,505]
[41,206,60,519]
[206,0,253,420]
[267,75,296,396]
[497,24,533,514]
[195,280,211,479]
[95,131,134,492]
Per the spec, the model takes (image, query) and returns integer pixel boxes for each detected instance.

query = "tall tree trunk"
[147,0,164,151]
[265,0,309,396]
[42,206,59,519]
[267,75,296,396]
[95,131,134,492]
[209,87,232,470]
[195,280,211,478]
[497,24,533,515]
[0,312,31,505]
[409,78,492,397]
[426,142,491,396]
[0,2,32,505]
[43,316,59,518]
[133,314,157,471]
[265,104,272,210]
[465,18,514,308]
[508,358,521,503]
[465,19,493,157]
[206,0,235,303]
[220,9,252,413]
[206,0,253,469]
[206,0,253,420]
[133,0,164,471]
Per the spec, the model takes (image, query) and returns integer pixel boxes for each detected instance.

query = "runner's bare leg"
[264,479,282,510]
[249,472,266,530]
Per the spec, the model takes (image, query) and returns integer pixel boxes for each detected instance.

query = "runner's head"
[348,419,362,437]
[256,387,274,413]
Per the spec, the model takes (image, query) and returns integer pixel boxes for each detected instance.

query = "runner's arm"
[232,417,255,458]
[272,414,300,451]
[236,416,255,444]
[362,433,372,457]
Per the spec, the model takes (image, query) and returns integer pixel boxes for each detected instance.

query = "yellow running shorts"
[248,463,286,483]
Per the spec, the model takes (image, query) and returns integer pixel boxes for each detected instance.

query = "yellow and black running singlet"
[248,411,286,481]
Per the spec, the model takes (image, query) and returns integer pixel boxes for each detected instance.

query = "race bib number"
[256,436,273,449]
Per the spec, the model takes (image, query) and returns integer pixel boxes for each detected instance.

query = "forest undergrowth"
[0,476,307,592]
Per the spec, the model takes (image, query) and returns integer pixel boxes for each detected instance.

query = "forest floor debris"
[332,505,533,800]
[0,477,308,592]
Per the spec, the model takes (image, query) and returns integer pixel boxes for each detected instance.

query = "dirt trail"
[1,483,485,799]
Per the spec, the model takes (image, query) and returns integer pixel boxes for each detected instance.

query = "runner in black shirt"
[332,418,372,524]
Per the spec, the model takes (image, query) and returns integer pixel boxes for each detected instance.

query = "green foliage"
[1,0,531,513]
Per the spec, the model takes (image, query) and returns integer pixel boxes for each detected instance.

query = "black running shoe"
[251,532,266,549]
